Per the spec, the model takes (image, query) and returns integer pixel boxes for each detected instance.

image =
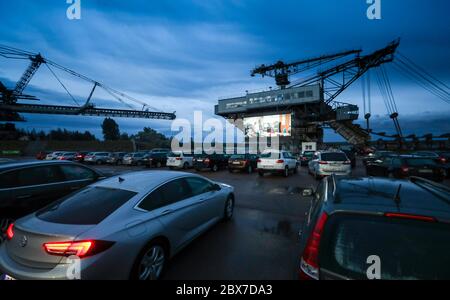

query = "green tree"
[101,118,120,141]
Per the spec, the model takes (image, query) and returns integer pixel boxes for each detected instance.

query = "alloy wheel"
[138,245,165,280]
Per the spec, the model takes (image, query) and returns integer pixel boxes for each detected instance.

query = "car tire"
[293,164,298,174]
[130,239,168,281]
[223,195,234,221]
[283,166,289,177]
[212,164,218,172]
[258,170,264,177]
[228,168,233,173]
[96,160,103,165]
[156,162,162,168]
[137,161,143,167]
[183,162,189,169]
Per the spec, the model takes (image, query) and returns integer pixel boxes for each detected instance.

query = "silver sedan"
[0,171,235,280]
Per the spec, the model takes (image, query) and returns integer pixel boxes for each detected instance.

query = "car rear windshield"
[303,152,314,157]
[36,187,137,225]
[168,152,182,157]
[320,214,450,279]
[259,152,280,159]
[405,158,436,166]
[321,153,347,161]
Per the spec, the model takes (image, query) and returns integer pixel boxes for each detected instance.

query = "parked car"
[0,171,235,280]
[144,152,169,168]
[299,151,315,166]
[299,175,450,280]
[84,152,112,165]
[194,154,229,172]
[0,161,105,234]
[366,155,445,182]
[308,151,351,179]
[341,149,356,168]
[106,152,127,165]
[362,150,393,166]
[74,151,90,163]
[166,151,194,169]
[228,154,258,174]
[45,151,64,160]
[436,151,450,177]
[122,152,146,166]
[35,151,50,160]
[257,150,298,177]
[56,152,77,161]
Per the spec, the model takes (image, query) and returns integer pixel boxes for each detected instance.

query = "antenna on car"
[393,184,402,208]
[118,177,125,183]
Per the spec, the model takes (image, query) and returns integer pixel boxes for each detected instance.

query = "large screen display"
[243,114,291,137]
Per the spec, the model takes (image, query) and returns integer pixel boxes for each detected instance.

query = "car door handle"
[160,209,173,216]
[70,186,81,190]
[198,198,207,203]
[16,194,32,199]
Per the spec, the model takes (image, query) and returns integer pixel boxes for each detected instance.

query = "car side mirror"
[212,183,222,191]
[302,188,314,197]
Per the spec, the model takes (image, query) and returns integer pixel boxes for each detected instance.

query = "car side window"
[60,165,97,181]
[16,166,64,187]
[138,178,191,212]
[392,158,402,167]
[185,177,213,197]
[0,170,19,189]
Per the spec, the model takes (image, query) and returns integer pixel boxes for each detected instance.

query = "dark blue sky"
[1,0,449,141]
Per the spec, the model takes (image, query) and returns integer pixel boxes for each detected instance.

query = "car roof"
[92,170,204,193]
[325,176,450,221]
[0,160,80,172]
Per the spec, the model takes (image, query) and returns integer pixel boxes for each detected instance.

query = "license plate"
[419,169,432,173]
[196,159,203,162]
[233,162,241,165]
[2,274,16,280]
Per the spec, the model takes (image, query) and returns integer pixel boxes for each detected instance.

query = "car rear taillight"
[385,212,436,222]
[299,212,328,280]
[400,166,409,174]
[439,157,446,164]
[6,223,14,240]
[257,159,261,163]
[276,159,284,164]
[205,158,210,163]
[43,240,114,258]
[318,161,328,165]
[176,157,183,160]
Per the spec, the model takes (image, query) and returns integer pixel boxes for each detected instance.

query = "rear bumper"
[0,243,131,280]
[167,161,183,168]
[316,169,351,176]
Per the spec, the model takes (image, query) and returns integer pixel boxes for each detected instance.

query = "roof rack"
[409,176,450,192]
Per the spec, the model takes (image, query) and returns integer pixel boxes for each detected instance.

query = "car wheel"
[137,161,143,167]
[183,162,189,169]
[258,170,264,177]
[212,164,218,172]
[247,165,253,174]
[293,164,298,174]
[223,195,234,221]
[96,160,103,165]
[131,241,167,280]
[283,166,289,177]
[228,168,233,173]
[156,162,162,168]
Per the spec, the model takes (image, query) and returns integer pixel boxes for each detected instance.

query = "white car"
[84,152,112,165]
[56,152,77,161]
[167,151,194,169]
[257,150,298,177]
[45,151,64,160]
[308,151,351,179]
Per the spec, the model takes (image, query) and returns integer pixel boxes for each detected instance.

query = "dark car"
[74,151,90,163]
[299,151,315,166]
[299,175,450,280]
[362,150,394,166]
[436,151,450,177]
[35,151,50,160]
[366,155,445,182]
[106,152,127,165]
[0,161,105,237]
[341,149,356,168]
[143,152,168,168]
[194,154,229,172]
[228,154,258,174]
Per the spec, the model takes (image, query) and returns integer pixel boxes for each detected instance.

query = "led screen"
[243,114,291,137]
